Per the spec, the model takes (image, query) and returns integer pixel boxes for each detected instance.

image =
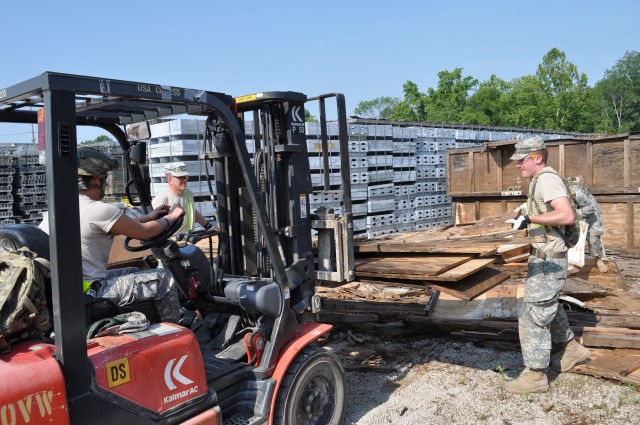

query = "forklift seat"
[0,224,50,260]
[0,224,161,331]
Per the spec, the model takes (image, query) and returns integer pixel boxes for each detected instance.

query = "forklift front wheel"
[273,346,345,425]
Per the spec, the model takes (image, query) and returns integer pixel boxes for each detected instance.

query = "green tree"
[79,135,115,145]
[593,50,640,133]
[304,108,318,122]
[424,68,478,123]
[502,75,546,128]
[353,96,400,119]
[461,75,510,126]
[535,48,589,131]
[387,81,427,121]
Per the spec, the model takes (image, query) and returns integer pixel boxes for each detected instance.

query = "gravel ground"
[321,254,640,425]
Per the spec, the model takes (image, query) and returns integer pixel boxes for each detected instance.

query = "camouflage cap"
[77,147,119,178]
[510,136,546,160]
[164,162,189,177]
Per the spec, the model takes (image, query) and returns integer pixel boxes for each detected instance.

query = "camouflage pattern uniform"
[569,182,605,258]
[511,136,574,370]
[520,256,573,369]
[95,267,180,324]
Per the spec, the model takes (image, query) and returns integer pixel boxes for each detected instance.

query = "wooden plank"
[564,143,589,182]
[497,243,531,262]
[624,136,631,187]
[448,152,470,195]
[483,285,517,319]
[454,201,476,224]
[567,312,640,329]
[429,267,508,300]
[478,201,503,218]
[424,258,497,282]
[473,150,499,193]
[406,316,640,350]
[353,243,498,256]
[497,150,503,194]
[631,136,640,187]
[316,298,427,315]
[502,145,526,193]
[315,312,379,323]
[593,140,625,189]
[587,141,593,187]
[354,255,474,278]
[547,145,561,176]
[469,151,475,194]
[572,348,640,385]
[629,201,636,250]
[575,327,640,349]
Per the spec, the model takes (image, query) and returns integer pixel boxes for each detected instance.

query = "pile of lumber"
[314,214,640,384]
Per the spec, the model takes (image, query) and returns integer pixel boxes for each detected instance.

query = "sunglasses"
[172,176,188,180]
[516,153,539,164]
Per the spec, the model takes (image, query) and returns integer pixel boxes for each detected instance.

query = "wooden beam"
[429,267,508,300]
[624,136,631,187]
[497,149,503,194]
[469,151,475,194]
[627,202,636,249]
[587,141,593,188]
[559,144,565,176]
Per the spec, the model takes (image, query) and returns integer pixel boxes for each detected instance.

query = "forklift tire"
[273,345,345,425]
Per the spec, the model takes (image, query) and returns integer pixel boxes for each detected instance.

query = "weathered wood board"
[483,285,517,319]
[423,258,497,282]
[428,267,508,300]
[354,255,475,279]
[572,348,640,385]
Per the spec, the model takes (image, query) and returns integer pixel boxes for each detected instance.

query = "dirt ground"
[321,254,640,425]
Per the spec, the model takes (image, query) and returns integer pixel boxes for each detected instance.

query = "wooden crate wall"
[454,198,638,252]
[447,134,640,196]
[448,133,640,252]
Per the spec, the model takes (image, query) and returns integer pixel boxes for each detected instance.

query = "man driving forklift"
[78,147,184,323]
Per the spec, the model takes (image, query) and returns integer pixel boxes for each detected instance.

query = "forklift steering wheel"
[123,216,184,252]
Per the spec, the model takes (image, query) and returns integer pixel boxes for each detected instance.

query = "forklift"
[0,72,353,424]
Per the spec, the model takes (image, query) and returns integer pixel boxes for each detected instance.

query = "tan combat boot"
[596,257,608,273]
[550,339,590,372]
[504,369,549,394]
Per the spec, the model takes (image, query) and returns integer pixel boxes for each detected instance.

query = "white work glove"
[513,203,527,215]
[505,215,530,230]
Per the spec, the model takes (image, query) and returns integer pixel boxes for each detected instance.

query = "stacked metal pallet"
[141,119,580,239]
[306,122,345,220]
[148,120,217,220]
[0,146,16,226]
[347,124,396,236]
[392,127,418,232]
[12,144,47,226]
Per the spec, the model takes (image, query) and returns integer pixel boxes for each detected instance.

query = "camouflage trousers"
[587,219,605,258]
[519,255,574,370]
[96,267,180,324]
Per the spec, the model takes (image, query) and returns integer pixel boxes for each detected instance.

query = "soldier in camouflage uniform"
[77,148,184,323]
[504,137,589,395]
[568,177,608,272]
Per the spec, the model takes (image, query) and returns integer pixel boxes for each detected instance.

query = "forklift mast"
[210,92,354,304]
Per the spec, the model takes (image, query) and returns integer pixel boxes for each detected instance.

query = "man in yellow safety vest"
[151,162,213,234]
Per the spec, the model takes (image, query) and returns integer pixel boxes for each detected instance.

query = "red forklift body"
[0,342,69,424]
[88,323,207,414]
[0,73,349,424]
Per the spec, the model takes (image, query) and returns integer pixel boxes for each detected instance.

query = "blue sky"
[2,1,638,143]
